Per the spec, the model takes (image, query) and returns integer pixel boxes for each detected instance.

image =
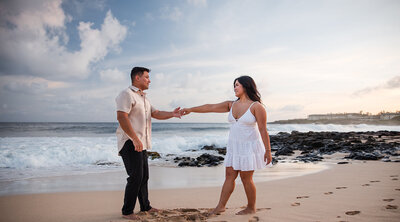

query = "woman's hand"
[181,108,191,116]
[264,152,272,165]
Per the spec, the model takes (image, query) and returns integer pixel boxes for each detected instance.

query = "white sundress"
[225,101,267,171]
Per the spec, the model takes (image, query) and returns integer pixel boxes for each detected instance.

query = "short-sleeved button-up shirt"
[115,85,155,154]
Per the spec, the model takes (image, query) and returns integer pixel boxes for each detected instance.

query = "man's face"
[135,71,151,90]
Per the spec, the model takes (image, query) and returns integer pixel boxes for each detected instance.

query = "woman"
[181,75,273,215]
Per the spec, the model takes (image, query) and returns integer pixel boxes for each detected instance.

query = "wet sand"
[0,160,399,221]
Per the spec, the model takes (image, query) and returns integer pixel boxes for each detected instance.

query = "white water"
[0,122,398,193]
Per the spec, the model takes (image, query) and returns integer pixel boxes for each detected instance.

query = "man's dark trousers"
[119,140,151,215]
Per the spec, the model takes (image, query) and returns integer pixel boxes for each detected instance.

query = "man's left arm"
[151,107,181,120]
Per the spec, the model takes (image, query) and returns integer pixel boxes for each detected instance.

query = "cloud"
[159,6,183,21]
[3,81,48,95]
[187,0,207,7]
[78,10,127,64]
[386,75,400,89]
[0,0,127,80]
[99,68,127,83]
[278,105,304,112]
[353,75,400,96]
[0,75,69,95]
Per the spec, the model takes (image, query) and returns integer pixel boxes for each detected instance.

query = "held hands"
[180,108,191,116]
[171,107,190,118]
[171,107,191,119]
[172,107,182,119]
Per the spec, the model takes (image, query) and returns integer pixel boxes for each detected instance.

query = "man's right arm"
[117,111,143,152]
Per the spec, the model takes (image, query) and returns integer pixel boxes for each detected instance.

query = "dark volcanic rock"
[319,143,342,154]
[271,157,279,165]
[201,145,215,150]
[201,145,227,155]
[345,151,384,160]
[311,141,325,148]
[196,153,224,166]
[275,147,295,156]
[176,154,224,167]
[174,130,399,167]
[347,143,375,153]
[147,151,161,160]
[270,130,399,162]
[295,153,324,162]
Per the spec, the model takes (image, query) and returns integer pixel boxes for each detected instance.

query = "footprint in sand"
[362,184,371,186]
[395,189,400,191]
[383,199,394,202]
[296,196,310,199]
[370,180,380,183]
[392,178,399,181]
[256,208,271,212]
[386,205,398,210]
[390,175,398,177]
[345,210,361,215]
[179,208,199,213]
[249,216,260,222]
[135,208,210,221]
[336,186,347,189]
[324,192,333,195]
[291,202,301,206]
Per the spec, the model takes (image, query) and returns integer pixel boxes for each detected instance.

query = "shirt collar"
[129,85,146,95]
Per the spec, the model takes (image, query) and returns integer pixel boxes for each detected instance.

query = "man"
[115,67,181,220]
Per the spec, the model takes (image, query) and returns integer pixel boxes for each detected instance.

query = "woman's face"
[234,80,245,97]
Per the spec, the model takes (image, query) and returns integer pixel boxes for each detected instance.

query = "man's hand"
[133,138,143,152]
[172,107,182,119]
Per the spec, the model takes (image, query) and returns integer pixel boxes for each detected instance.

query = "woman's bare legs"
[236,170,256,215]
[209,167,239,215]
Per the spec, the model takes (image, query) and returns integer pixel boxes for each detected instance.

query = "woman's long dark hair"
[234,76,262,103]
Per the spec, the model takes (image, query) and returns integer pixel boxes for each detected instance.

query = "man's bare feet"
[236,207,256,215]
[147,208,159,213]
[208,206,226,216]
[122,213,140,220]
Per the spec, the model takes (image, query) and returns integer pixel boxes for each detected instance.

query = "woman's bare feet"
[122,213,140,220]
[236,207,256,215]
[208,206,226,216]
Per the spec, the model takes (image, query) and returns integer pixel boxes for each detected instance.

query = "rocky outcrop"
[270,131,399,162]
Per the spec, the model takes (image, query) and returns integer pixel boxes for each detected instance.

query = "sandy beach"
[0,160,399,222]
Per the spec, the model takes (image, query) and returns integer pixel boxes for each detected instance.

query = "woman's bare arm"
[182,101,232,115]
[253,103,272,164]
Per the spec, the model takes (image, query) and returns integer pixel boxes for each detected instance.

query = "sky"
[0,0,399,123]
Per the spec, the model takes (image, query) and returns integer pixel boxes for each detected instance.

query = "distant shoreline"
[270,119,400,125]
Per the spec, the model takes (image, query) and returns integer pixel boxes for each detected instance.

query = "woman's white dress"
[224,101,267,171]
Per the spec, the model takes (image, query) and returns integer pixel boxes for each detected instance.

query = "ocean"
[0,122,399,195]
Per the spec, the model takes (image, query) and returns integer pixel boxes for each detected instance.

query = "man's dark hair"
[131,67,150,82]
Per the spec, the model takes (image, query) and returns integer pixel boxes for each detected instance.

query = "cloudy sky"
[0,0,399,122]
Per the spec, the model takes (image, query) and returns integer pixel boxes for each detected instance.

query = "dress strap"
[248,101,257,110]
